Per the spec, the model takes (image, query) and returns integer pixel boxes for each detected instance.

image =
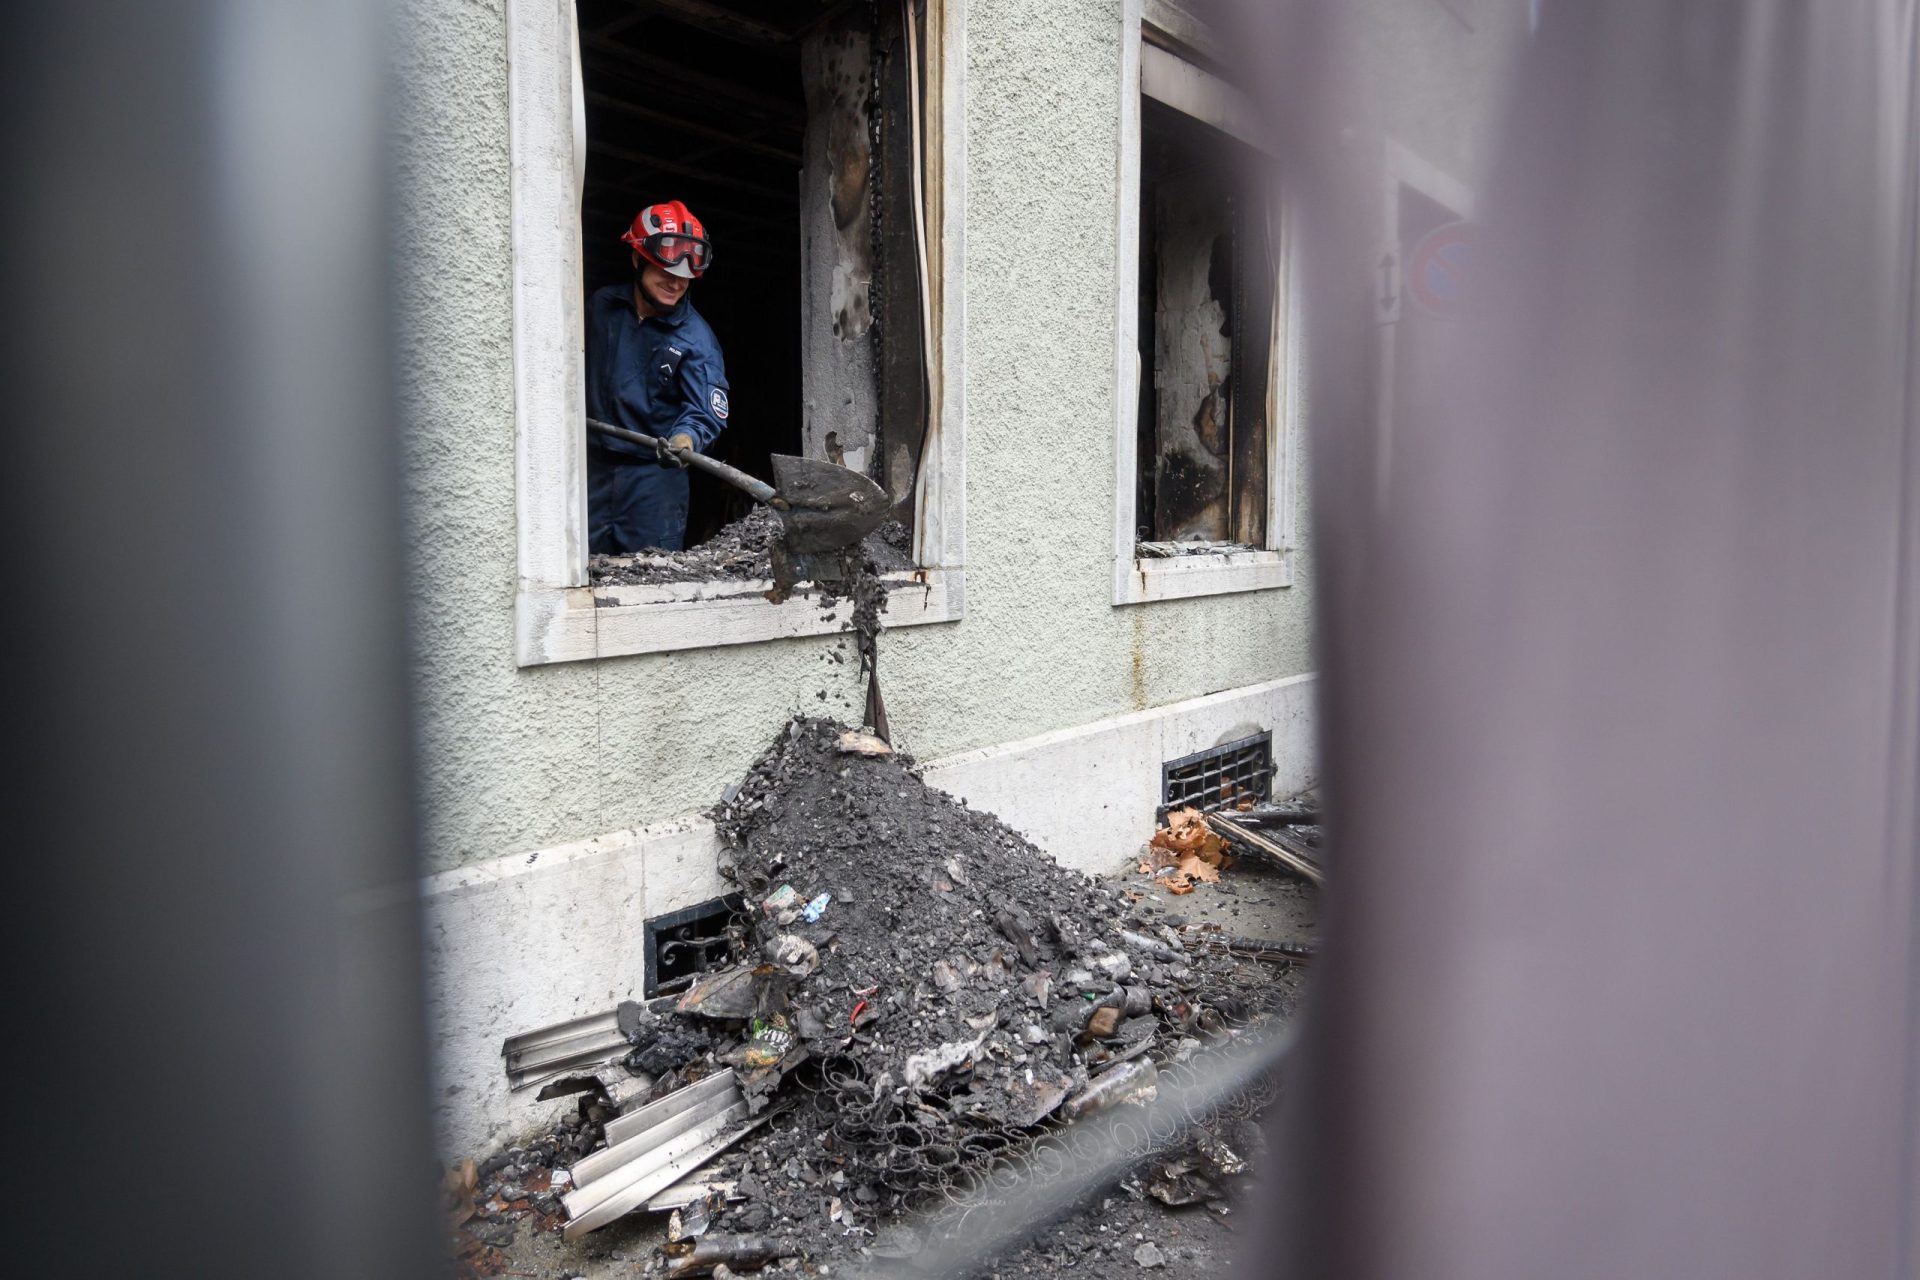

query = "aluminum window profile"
[569,1075,744,1188]
[603,1068,739,1146]
[563,1105,766,1240]
[500,1009,629,1092]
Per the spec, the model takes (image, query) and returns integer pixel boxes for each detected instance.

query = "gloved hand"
[657,432,696,467]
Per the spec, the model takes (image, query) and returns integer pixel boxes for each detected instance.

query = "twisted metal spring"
[713,937,1294,1225]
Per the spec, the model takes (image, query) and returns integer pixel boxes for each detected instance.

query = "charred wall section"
[870,0,931,521]
[1136,96,1271,547]
[799,1,932,526]
[799,19,877,476]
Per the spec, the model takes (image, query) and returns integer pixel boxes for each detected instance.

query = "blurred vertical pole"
[1236,1,1920,1277]
[0,2,440,1277]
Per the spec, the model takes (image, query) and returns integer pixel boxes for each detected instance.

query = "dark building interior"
[577,0,835,548]
[1135,94,1274,547]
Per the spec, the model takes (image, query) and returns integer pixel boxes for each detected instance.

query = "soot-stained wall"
[1150,178,1235,541]
[799,21,877,476]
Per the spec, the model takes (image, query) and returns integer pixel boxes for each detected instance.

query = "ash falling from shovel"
[811,550,893,739]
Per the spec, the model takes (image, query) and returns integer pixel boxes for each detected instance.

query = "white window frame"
[509,0,967,666]
[1111,0,1300,606]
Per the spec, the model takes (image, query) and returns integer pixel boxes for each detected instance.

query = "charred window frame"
[508,0,966,667]
[1111,1,1298,606]
[1134,98,1274,548]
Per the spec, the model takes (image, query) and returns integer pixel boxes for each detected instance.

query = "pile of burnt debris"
[457,720,1312,1277]
[589,510,914,588]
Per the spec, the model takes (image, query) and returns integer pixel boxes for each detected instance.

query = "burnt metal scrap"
[500,1010,630,1094]
[1182,928,1318,967]
[866,1025,1290,1279]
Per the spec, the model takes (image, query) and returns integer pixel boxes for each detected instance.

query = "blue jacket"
[585,284,730,462]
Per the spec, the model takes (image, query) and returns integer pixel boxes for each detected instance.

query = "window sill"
[1112,548,1292,605]
[517,567,964,666]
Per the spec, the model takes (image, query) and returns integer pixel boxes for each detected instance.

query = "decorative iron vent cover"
[1161,731,1275,817]
[643,894,744,998]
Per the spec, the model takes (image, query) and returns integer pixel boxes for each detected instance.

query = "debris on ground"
[1226,799,1320,828]
[446,1105,605,1274]
[1208,812,1325,887]
[1138,800,1327,893]
[502,1010,632,1093]
[1138,807,1233,894]
[561,1070,763,1242]
[449,725,1320,1274]
[1179,927,1317,968]
[457,721,1312,1277]
[666,719,1285,1228]
[588,509,914,587]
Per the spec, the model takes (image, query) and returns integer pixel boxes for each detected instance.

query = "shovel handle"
[586,418,779,506]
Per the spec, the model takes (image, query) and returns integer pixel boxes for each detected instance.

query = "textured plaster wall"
[397,0,1329,875]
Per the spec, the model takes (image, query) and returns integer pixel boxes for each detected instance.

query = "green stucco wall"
[395,0,1370,875]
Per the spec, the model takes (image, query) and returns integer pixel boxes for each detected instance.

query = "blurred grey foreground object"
[0,3,440,1278]
[1249,2,1920,1277]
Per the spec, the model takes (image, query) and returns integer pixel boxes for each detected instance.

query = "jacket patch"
[710,387,729,420]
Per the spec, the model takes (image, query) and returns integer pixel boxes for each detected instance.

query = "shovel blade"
[769,454,890,554]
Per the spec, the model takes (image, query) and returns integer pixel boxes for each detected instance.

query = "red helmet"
[622,200,712,279]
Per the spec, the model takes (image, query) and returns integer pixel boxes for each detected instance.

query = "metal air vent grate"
[1161,731,1275,816]
[642,894,744,998]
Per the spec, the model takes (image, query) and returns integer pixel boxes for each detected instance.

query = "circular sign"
[1406,220,1479,318]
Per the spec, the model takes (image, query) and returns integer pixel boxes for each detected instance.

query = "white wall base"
[420,817,722,1160]
[421,674,1316,1158]
[925,673,1316,876]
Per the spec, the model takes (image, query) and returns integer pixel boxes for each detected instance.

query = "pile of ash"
[590,511,914,587]
[599,719,1285,1269]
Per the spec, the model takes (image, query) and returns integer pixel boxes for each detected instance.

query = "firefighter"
[586,200,731,553]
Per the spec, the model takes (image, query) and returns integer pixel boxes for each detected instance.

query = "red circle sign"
[1407,220,1479,318]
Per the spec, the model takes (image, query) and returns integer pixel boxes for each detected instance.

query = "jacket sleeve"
[668,341,730,452]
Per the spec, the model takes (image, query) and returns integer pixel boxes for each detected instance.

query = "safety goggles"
[643,231,712,276]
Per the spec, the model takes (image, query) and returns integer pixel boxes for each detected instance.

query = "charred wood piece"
[1208,814,1325,887]
[1229,802,1321,827]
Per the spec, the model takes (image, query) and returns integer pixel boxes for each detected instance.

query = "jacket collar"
[631,285,689,328]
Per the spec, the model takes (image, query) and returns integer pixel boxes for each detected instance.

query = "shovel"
[586,418,889,558]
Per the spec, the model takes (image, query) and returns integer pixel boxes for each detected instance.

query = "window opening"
[1134,95,1275,553]
[578,0,931,576]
